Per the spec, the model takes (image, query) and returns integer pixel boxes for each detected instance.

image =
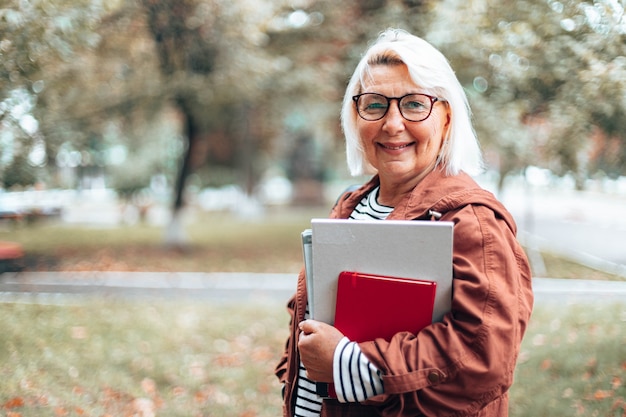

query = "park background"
[1,0,625,416]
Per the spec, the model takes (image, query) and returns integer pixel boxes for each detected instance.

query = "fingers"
[298,319,318,335]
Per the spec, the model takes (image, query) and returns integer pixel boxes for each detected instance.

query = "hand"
[298,320,345,383]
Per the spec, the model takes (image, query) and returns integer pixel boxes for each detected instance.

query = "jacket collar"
[332,168,517,235]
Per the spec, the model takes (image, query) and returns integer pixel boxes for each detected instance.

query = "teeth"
[383,143,410,150]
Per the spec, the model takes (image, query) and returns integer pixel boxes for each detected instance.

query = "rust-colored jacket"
[275,169,534,417]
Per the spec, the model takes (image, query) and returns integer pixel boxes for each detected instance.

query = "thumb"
[298,319,319,335]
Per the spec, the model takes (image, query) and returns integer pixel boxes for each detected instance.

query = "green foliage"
[2,0,626,198]
[1,153,37,189]
[433,0,626,182]
[0,0,118,114]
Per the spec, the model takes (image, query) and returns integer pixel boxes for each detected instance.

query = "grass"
[511,303,626,417]
[0,299,624,416]
[1,208,327,274]
[0,300,289,417]
[1,207,623,280]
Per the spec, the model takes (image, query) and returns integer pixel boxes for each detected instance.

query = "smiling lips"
[379,142,415,150]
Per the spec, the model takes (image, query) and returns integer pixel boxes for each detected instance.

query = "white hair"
[340,28,483,177]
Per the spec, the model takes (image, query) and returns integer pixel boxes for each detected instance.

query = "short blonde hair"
[340,28,483,177]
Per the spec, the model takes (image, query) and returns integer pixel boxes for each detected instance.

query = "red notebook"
[334,271,437,342]
[316,271,437,399]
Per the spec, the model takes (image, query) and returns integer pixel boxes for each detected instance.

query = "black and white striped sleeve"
[333,337,384,403]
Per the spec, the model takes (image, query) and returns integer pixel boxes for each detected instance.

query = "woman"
[275,28,534,417]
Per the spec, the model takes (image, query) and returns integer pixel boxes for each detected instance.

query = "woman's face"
[357,64,450,185]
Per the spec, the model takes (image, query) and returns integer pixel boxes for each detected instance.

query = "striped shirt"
[294,187,391,416]
[349,186,394,220]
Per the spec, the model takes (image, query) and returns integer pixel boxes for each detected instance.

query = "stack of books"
[302,218,454,328]
[301,219,454,399]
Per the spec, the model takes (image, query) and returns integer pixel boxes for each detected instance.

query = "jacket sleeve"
[275,293,296,384]
[358,204,534,416]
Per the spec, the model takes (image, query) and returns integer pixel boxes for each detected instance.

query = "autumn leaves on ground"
[1,300,625,417]
[1,301,288,417]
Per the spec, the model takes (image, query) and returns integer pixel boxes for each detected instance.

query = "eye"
[359,94,388,112]
[401,97,428,110]
[365,101,387,110]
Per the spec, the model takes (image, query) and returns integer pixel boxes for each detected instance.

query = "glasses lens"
[356,94,388,120]
[399,94,432,122]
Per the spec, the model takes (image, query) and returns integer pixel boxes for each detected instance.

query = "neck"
[377,166,436,207]
[377,176,418,207]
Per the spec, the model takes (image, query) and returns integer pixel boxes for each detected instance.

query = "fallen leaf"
[152,394,164,409]
[141,377,157,395]
[194,390,209,405]
[612,376,623,390]
[251,346,274,362]
[593,389,614,400]
[610,398,625,414]
[3,397,25,409]
[214,353,243,367]
[54,406,68,416]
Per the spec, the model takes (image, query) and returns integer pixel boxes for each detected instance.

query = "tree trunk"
[140,0,217,246]
[165,114,193,248]
[164,103,197,247]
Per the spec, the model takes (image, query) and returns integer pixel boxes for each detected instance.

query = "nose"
[382,99,406,134]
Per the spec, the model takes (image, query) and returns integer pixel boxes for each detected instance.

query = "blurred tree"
[262,0,439,195]
[2,0,290,243]
[0,0,115,186]
[431,0,626,191]
[137,0,295,244]
[2,153,37,189]
[2,0,502,234]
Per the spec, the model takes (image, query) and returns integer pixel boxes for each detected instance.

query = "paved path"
[1,271,625,306]
[498,184,626,277]
[0,271,297,305]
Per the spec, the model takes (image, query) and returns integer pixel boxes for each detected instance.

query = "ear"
[444,106,451,133]
[435,111,451,167]
[440,108,452,150]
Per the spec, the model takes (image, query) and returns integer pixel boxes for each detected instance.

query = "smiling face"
[357,64,450,189]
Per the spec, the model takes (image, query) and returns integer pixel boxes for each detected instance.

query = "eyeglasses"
[352,93,445,122]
